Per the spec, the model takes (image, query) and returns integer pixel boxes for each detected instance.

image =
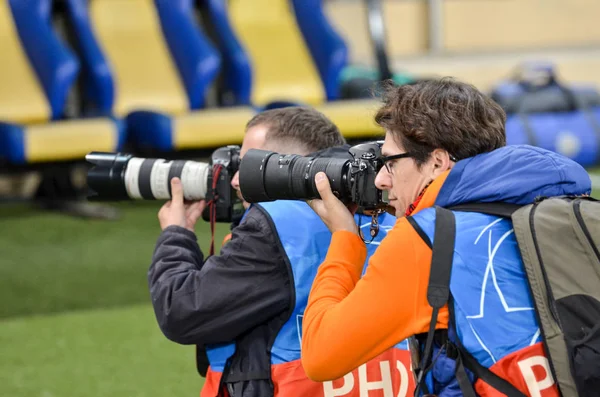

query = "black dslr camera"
[85,145,244,223]
[203,146,244,223]
[238,141,386,211]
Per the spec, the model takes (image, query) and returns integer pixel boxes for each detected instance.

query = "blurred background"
[1,0,600,396]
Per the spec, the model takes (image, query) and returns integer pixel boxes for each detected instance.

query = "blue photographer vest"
[411,208,559,397]
[202,201,414,397]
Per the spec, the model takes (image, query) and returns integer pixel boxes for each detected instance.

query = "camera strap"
[368,212,380,238]
[208,164,224,256]
[356,211,381,243]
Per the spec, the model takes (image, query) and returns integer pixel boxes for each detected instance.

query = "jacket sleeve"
[148,206,290,346]
[301,219,449,382]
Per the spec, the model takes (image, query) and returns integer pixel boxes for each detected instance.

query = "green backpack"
[415,195,600,397]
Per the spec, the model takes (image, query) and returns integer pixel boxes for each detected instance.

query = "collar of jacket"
[405,170,451,216]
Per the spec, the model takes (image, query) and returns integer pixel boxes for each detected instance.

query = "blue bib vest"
[203,201,412,396]
[411,208,557,397]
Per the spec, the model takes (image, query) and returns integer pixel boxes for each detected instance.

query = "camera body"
[346,141,385,210]
[85,145,243,223]
[202,145,244,223]
[239,140,387,211]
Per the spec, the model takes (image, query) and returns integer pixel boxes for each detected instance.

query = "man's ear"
[429,148,453,178]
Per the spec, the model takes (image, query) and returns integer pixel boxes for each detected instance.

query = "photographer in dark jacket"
[148,107,410,397]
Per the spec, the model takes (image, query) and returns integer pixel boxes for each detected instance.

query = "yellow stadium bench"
[202,0,385,139]
[64,0,256,152]
[0,0,124,166]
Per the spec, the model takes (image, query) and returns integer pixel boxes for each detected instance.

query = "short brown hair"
[375,78,506,165]
[246,106,346,154]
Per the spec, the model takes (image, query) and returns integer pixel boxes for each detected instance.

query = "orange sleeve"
[301,219,449,382]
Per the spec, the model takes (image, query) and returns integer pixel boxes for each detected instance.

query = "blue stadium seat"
[202,0,347,105]
[491,63,600,167]
[0,0,124,165]
[290,0,348,102]
[202,0,385,140]
[64,0,255,152]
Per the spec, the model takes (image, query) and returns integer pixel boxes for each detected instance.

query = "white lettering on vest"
[517,355,555,397]
[323,373,354,397]
[358,361,393,396]
[397,360,410,397]
[322,360,410,397]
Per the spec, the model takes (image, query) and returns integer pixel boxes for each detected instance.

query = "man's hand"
[308,172,359,235]
[158,178,206,232]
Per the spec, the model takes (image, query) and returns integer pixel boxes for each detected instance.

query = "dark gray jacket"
[148,145,356,396]
[148,205,292,396]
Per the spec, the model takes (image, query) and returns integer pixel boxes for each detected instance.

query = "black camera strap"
[208,164,224,256]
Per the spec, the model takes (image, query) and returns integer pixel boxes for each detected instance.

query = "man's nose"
[374,167,390,191]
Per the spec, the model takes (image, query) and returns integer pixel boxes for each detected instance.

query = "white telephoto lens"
[150,160,172,200]
[124,157,146,199]
[181,161,209,200]
[123,158,209,200]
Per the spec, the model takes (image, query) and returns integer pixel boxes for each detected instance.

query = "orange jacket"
[301,167,563,397]
[301,171,451,382]
[203,209,415,397]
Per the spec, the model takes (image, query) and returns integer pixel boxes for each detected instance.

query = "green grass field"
[0,304,204,397]
[0,201,228,318]
[0,201,229,397]
[1,180,598,397]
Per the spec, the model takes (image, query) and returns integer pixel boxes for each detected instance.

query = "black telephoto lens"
[301,157,348,198]
[238,150,274,203]
[239,149,350,203]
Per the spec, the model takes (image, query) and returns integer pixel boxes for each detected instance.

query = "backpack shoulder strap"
[413,206,455,395]
[448,308,528,397]
[409,205,528,397]
[449,202,522,218]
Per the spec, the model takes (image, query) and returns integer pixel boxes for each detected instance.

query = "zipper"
[573,199,600,264]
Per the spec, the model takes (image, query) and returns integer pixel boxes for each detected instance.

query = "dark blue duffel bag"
[491,62,600,167]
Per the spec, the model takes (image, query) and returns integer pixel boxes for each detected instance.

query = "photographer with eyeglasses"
[300,78,592,397]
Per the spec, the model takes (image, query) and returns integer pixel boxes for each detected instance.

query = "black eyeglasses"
[380,152,414,173]
[381,152,459,173]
